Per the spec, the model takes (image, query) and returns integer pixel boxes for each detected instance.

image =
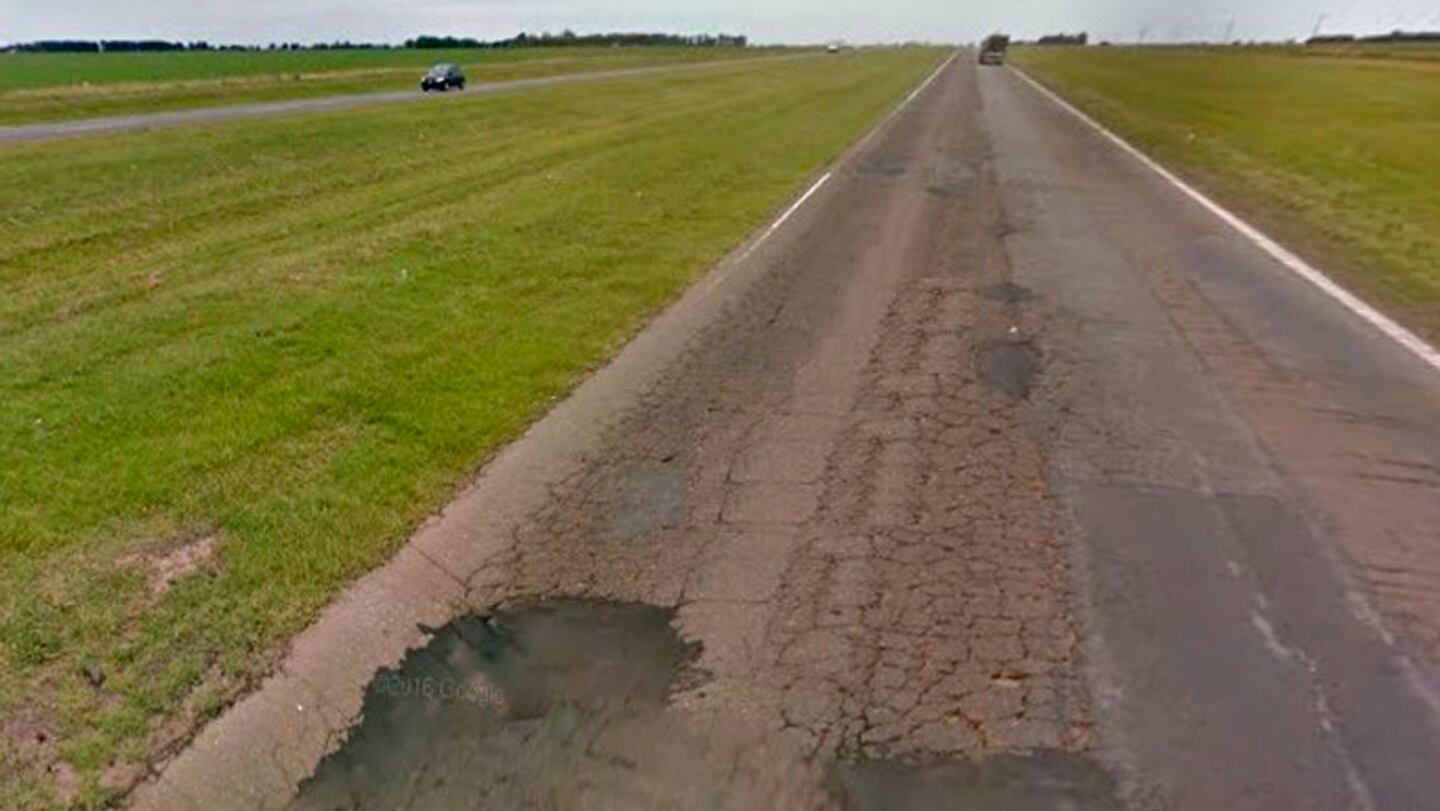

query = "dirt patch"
[119,534,219,596]
[2,709,58,768]
[50,761,80,803]
[3,709,88,803]
[978,340,1043,400]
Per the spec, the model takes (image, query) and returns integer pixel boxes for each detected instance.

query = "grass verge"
[1011,45,1440,341]
[0,46,788,126]
[0,47,947,809]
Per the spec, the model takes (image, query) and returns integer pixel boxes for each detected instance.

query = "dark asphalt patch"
[289,599,698,809]
[978,340,1043,400]
[831,752,1121,811]
[926,183,968,199]
[980,281,1034,304]
[856,159,908,178]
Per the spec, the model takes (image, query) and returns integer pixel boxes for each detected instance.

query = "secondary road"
[136,53,1440,810]
[0,53,812,145]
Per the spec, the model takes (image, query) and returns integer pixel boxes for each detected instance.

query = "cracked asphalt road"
[494,55,1091,770]
[137,55,1440,811]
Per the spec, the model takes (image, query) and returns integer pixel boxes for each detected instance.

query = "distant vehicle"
[979,34,1009,65]
[421,63,466,92]
[827,43,841,53]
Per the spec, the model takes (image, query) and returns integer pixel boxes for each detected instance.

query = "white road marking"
[904,52,954,107]
[855,51,957,154]
[719,172,833,286]
[762,172,832,241]
[745,51,956,258]
[1012,67,1440,376]
[710,51,958,294]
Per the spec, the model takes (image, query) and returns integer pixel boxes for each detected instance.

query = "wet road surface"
[0,54,811,145]
[136,54,1440,810]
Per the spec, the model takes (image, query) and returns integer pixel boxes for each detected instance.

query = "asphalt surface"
[134,53,1440,810]
[0,54,809,144]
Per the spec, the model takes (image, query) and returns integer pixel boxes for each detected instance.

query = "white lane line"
[733,172,833,267]
[1011,67,1440,376]
[709,51,958,295]
[765,172,833,239]
[852,51,956,159]
[905,53,953,107]
[755,51,952,252]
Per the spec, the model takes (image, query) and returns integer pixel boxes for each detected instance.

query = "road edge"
[1009,65,1440,376]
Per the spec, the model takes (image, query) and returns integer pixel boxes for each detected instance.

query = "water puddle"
[832,751,1120,811]
[978,340,1043,400]
[289,599,699,810]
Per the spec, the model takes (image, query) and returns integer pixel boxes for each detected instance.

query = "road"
[135,53,1440,811]
[0,54,810,144]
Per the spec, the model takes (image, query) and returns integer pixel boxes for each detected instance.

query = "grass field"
[1011,45,1440,340]
[0,47,946,809]
[0,46,782,125]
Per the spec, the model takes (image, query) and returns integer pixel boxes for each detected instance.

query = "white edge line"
[724,171,832,277]
[717,50,956,285]
[710,50,958,294]
[867,50,956,150]
[904,54,950,106]
[765,173,832,238]
[1011,66,1440,376]
[742,51,956,259]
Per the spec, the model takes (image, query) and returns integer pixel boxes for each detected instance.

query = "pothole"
[979,281,1033,304]
[977,340,1043,400]
[831,751,1121,811]
[290,599,700,809]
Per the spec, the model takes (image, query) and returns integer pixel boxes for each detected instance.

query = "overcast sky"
[3,0,1438,46]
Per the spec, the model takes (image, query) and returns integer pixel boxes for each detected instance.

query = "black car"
[421,63,466,92]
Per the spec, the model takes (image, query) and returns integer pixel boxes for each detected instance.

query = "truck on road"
[979,34,1009,65]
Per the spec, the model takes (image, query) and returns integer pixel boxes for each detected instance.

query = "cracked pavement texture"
[136,56,1440,811]
[489,52,1090,771]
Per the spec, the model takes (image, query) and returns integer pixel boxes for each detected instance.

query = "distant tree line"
[8,39,394,53]
[1306,30,1440,46]
[405,31,748,49]
[13,39,196,52]
[1033,32,1088,46]
[6,31,748,54]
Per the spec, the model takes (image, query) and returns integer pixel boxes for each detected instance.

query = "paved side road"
[133,55,1440,810]
[0,54,812,145]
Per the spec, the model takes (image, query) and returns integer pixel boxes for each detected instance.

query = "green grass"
[0,46,785,125]
[1011,45,1440,340]
[0,47,946,809]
